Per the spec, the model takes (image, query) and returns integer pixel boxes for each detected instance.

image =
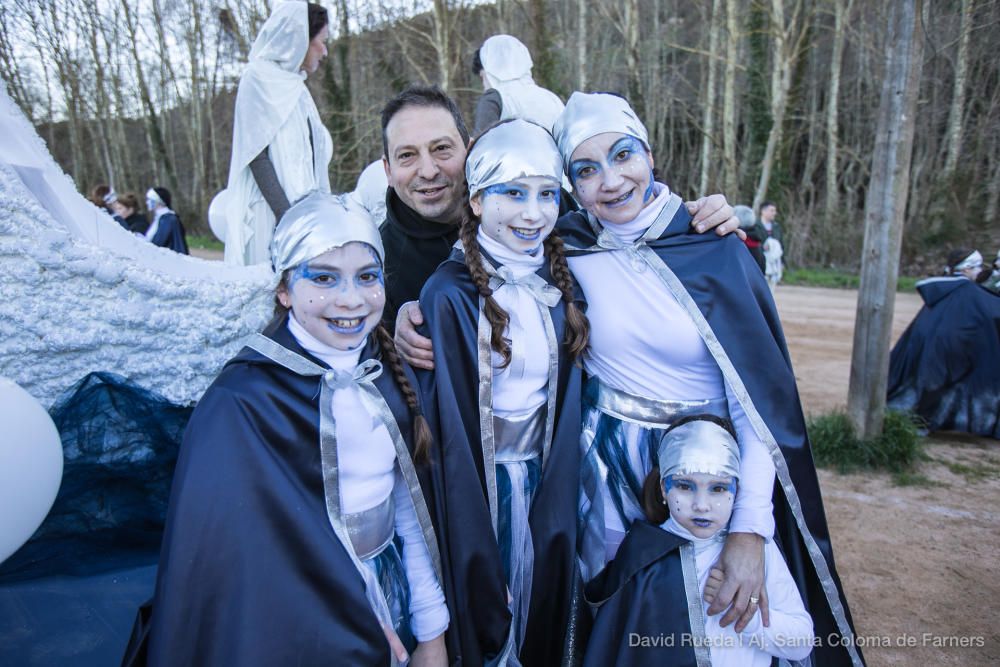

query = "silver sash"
[344,495,395,561]
[493,407,546,463]
[585,378,729,427]
[565,197,864,666]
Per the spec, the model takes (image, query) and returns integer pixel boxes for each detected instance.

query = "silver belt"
[584,378,729,428]
[493,406,545,463]
[343,494,395,560]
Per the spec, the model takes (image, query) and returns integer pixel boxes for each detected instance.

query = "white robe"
[223,1,332,266]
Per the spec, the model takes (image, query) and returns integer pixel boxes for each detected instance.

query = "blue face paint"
[365,247,385,287]
[482,182,560,207]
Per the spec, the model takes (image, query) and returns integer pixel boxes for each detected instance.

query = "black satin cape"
[416,246,585,666]
[125,314,429,666]
[888,277,1000,438]
[558,206,863,666]
[582,521,696,667]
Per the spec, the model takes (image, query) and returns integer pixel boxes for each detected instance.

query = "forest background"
[1,0,997,272]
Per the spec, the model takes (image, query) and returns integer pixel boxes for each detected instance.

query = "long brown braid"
[543,232,590,360]
[375,323,432,464]
[459,194,514,369]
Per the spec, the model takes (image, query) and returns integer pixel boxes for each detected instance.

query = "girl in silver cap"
[583,414,813,667]
[137,193,448,666]
[416,119,588,666]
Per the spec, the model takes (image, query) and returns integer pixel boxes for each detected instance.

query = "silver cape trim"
[563,195,863,667]
[679,542,712,667]
[245,333,444,664]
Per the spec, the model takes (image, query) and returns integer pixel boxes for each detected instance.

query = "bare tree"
[699,0,723,194]
[942,0,972,176]
[824,0,854,220]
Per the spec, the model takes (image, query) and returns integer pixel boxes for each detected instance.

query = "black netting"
[0,372,192,582]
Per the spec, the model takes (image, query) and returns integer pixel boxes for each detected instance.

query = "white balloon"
[208,189,230,243]
[0,378,63,565]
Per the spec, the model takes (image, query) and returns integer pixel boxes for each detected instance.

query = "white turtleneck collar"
[287,313,364,372]
[477,228,545,277]
[662,516,727,553]
[598,182,671,244]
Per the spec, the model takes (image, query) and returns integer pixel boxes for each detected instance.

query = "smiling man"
[379,86,470,326]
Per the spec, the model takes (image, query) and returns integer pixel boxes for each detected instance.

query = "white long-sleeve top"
[663,518,814,666]
[288,315,449,641]
[478,231,550,417]
[567,184,776,539]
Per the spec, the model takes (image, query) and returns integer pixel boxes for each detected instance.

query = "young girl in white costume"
[584,414,814,667]
[418,119,588,666]
[139,193,448,666]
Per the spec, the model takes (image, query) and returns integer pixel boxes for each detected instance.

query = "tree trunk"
[847,0,924,440]
[722,0,739,197]
[699,0,722,194]
[942,0,972,176]
[824,0,852,221]
[751,0,797,211]
[432,0,451,90]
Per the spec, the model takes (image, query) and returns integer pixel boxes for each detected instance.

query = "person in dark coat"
[143,187,188,254]
[111,192,149,234]
[888,248,1000,438]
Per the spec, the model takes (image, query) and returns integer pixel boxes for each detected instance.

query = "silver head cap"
[658,419,741,481]
[552,92,649,169]
[271,191,383,274]
[466,119,563,200]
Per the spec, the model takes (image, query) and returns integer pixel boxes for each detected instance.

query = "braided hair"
[374,324,432,464]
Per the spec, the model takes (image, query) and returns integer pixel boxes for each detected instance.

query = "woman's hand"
[686,194,746,240]
[381,623,409,663]
[395,301,435,370]
[410,632,448,667]
[704,531,768,632]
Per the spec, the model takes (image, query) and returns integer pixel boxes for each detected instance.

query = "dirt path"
[773,285,1000,665]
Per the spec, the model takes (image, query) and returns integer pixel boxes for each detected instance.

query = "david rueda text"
[628,633,986,649]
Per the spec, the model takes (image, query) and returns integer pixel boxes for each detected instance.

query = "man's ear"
[382,155,392,184]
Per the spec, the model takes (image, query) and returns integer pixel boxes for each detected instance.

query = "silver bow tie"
[322,358,383,391]
[487,264,563,308]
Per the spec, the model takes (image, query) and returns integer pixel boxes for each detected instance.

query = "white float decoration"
[0,81,275,409]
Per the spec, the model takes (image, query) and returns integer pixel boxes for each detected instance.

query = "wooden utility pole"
[846,0,924,440]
